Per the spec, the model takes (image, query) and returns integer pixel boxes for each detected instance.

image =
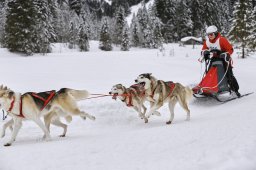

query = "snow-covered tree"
[113,6,125,45]
[78,22,90,51]
[99,17,112,51]
[228,0,251,58]
[0,1,7,47]
[5,0,36,55]
[33,0,56,54]
[247,6,256,50]
[130,13,141,47]
[172,0,192,42]
[121,23,130,51]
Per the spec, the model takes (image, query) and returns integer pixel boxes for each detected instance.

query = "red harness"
[31,91,55,111]
[8,97,25,118]
[7,91,55,118]
[150,81,176,98]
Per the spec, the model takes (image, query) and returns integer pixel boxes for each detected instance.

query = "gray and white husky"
[0,85,95,146]
[109,84,148,123]
[135,73,193,124]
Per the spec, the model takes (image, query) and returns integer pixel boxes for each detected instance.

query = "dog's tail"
[67,89,90,101]
[185,86,193,102]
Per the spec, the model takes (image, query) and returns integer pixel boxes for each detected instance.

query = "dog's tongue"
[112,94,118,100]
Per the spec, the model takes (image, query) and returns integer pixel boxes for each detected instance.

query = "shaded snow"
[0,42,256,170]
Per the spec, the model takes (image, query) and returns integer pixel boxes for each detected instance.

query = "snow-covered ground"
[0,42,256,170]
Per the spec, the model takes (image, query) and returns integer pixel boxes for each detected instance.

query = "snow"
[181,36,203,43]
[0,42,256,170]
[126,0,155,26]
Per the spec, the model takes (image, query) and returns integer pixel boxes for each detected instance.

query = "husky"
[1,110,72,140]
[135,73,193,124]
[109,84,148,123]
[0,85,95,146]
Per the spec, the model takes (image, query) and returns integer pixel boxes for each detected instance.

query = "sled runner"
[192,49,253,103]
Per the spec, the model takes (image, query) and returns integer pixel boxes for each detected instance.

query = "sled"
[192,50,253,103]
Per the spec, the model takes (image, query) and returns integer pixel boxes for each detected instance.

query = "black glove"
[220,53,230,62]
[202,50,210,60]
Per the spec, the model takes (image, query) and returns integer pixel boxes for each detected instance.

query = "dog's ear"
[116,84,123,88]
[8,91,14,98]
[3,86,7,90]
[145,73,152,79]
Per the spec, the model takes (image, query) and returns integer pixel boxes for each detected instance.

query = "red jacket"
[202,33,233,55]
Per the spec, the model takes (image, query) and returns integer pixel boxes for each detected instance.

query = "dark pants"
[226,66,240,92]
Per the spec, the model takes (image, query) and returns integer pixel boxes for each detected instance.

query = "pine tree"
[228,0,251,58]
[113,6,125,45]
[33,0,56,54]
[130,13,141,47]
[121,23,130,51]
[152,17,164,48]
[0,1,7,47]
[247,6,256,50]
[99,17,112,51]
[137,3,153,48]
[172,0,192,42]
[78,22,90,51]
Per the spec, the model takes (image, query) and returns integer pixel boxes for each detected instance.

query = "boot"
[235,91,241,98]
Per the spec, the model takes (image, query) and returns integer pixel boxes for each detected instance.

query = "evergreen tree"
[121,23,130,51]
[33,0,56,54]
[69,0,82,15]
[172,0,192,42]
[55,2,71,43]
[113,6,125,45]
[5,0,36,55]
[247,6,256,50]
[228,0,251,58]
[130,13,141,47]
[137,3,153,48]
[68,12,80,49]
[0,1,7,47]
[78,22,89,51]
[99,17,112,51]
[152,17,164,48]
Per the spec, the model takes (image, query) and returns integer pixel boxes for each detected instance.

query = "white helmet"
[206,25,218,34]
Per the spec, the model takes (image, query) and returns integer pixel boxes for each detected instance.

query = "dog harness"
[8,91,56,118]
[29,90,56,111]
[8,96,25,118]
[121,84,145,107]
[150,81,176,98]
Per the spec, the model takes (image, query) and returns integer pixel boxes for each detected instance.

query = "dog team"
[0,73,193,146]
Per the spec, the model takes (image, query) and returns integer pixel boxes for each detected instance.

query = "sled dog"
[109,84,148,123]
[135,73,193,124]
[0,85,95,146]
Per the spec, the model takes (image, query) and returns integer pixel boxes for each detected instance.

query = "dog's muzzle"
[109,92,118,100]
[139,82,146,87]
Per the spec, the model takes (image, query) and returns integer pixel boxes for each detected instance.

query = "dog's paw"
[166,121,172,125]
[80,115,87,120]
[144,118,148,123]
[89,115,96,121]
[4,143,11,147]
[59,134,66,137]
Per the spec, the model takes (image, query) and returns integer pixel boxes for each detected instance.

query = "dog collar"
[8,97,15,112]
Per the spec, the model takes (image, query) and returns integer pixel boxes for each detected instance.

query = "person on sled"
[201,25,241,97]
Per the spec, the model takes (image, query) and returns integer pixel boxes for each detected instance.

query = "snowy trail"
[0,43,256,170]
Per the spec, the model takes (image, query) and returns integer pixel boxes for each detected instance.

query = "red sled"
[193,58,230,97]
